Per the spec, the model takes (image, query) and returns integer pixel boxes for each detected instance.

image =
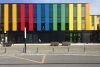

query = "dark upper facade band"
[0,3,99,32]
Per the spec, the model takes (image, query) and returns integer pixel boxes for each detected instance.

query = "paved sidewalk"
[0,45,100,56]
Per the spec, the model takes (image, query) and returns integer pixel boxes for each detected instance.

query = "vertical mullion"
[53,4,57,31]
[85,4,90,30]
[94,16,97,30]
[69,4,74,31]
[37,4,41,31]
[29,4,34,31]
[12,4,17,31]
[45,4,49,31]
[20,4,25,31]
[61,4,65,31]
[89,16,92,30]
[77,4,82,30]
[4,4,9,32]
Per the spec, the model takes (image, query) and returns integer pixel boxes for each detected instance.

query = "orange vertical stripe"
[4,4,9,32]
[85,4,90,30]
[12,4,17,31]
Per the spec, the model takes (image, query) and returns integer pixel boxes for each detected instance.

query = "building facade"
[0,3,100,43]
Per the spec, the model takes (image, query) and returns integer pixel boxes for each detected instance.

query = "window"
[49,4,53,18]
[41,23,45,31]
[34,4,37,18]
[74,19,77,30]
[74,6,77,17]
[1,4,4,18]
[82,6,85,17]
[82,19,85,30]
[65,4,69,18]
[25,4,29,18]
[57,4,61,18]
[50,18,53,23]
[41,18,45,23]
[58,18,61,23]
[65,18,69,23]
[92,16,94,26]
[50,23,53,31]
[17,4,20,18]
[41,4,45,18]
[9,4,12,18]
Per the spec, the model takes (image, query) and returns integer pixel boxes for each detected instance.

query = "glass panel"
[65,4,69,18]
[57,4,61,18]
[34,4,37,18]
[74,6,77,17]
[25,4,29,18]
[82,19,85,30]
[74,19,77,30]
[41,4,45,18]
[49,4,53,18]
[82,6,85,17]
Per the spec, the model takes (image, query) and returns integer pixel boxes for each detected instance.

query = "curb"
[1,53,100,57]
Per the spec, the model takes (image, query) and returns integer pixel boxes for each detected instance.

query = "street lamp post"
[24,27,26,53]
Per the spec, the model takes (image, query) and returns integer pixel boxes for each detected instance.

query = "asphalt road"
[0,55,100,67]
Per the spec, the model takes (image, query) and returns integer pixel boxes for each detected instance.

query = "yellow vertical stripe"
[4,4,9,32]
[94,16,97,30]
[89,16,92,30]
[12,4,17,31]
[77,4,82,30]
[85,4,90,30]
[69,4,73,31]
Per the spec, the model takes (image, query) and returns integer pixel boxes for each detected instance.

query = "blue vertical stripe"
[45,4,49,31]
[37,4,41,31]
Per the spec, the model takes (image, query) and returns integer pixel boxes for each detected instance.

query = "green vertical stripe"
[53,4,57,31]
[61,4,65,31]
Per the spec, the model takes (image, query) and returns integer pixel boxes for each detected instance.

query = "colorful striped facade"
[0,3,100,43]
[0,3,93,32]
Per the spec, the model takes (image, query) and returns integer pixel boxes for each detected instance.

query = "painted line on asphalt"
[8,55,42,64]
[41,55,46,64]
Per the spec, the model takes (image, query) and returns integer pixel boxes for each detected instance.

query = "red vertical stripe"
[29,4,34,31]
[20,4,25,31]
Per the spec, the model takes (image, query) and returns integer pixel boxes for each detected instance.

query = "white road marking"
[8,55,42,64]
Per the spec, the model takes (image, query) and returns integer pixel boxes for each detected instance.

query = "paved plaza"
[0,45,100,55]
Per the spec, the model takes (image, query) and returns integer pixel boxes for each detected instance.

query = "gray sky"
[0,0,100,15]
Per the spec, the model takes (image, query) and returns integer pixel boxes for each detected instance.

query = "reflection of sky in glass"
[0,0,99,15]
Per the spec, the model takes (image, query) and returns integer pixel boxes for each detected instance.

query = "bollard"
[52,47,54,53]
[23,48,24,53]
[4,43,6,53]
[68,46,69,53]
[84,43,85,53]
[4,47,6,53]
[37,48,38,54]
